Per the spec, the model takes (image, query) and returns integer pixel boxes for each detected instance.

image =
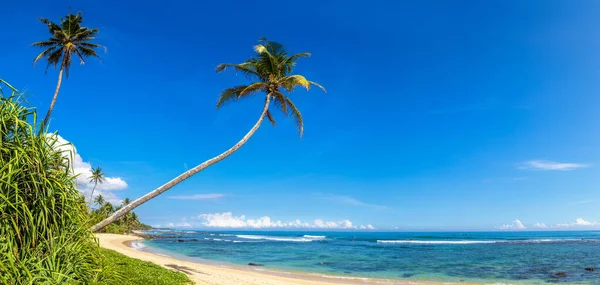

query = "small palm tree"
[92,39,325,232]
[88,166,105,204]
[122,198,131,206]
[33,12,104,129]
[93,194,105,207]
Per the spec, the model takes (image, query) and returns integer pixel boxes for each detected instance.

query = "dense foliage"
[0,79,102,284]
[95,249,191,285]
[91,196,152,234]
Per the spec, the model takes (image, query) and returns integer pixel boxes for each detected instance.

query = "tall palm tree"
[88,166,105,204]
[91,39,325,232]
[33,12,103,129]
[93,194,105,207]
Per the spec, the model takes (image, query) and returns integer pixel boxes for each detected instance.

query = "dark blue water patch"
[143,230,600,284]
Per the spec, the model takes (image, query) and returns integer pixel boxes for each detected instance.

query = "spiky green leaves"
[32,12,103,77]
[216,39,325,136]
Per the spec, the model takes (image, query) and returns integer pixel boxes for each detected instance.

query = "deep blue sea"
[139,230,600,284]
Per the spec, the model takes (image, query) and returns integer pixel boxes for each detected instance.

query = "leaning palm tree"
[88,166,105,204]
[91,39,325,232]
[33,12,103,129]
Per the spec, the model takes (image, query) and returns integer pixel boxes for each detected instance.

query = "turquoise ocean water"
[140,230,600,284]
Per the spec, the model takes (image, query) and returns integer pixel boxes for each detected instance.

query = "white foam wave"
[130,241,146,250]
[303,235,326,239]
[313,274,372,282]
[377,240,496,244]
[236,235,312,242]
[377,238,593,244]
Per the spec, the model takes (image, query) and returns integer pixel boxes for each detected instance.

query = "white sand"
[96,233,467,285]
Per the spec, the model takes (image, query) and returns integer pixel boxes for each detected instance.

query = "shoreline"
[96,233,477,285]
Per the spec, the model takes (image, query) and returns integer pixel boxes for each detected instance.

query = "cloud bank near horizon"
[499,218,599,230]
[160,212,375,230]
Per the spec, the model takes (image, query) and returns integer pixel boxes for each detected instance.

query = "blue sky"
[1,0,600,231]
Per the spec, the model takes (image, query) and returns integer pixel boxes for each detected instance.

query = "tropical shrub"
[0,79,102,284]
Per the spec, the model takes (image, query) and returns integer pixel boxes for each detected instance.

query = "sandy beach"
[96,234,460,285]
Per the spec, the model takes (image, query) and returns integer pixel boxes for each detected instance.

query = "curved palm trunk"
[89,182,98,205]
[41,67,64,130]
[92,95,272,232]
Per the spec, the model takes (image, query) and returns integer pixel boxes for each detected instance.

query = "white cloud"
[180,212,375,230]
[519,160,589,171]
[499,219,526,230]
[575,218,594,226]
[533,222,548,229]
[553,218,599,228]
[47,134,128,205]
[167,193,225,200]
[323,194,387,210]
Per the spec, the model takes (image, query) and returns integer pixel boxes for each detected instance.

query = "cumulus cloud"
[519,160,589,171]
[175,212,376,230]
[553,218,599,228]
[499,219,526,230]
[167,193,225,200]
[533,222,548,229]
[48,134,128,205]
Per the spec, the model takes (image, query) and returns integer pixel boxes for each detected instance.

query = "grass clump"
[0,79,102,284]
[95,248,192,285]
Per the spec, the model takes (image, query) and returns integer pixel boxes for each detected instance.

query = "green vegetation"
[95,249,192,285]
[0,79,102,284]
[92,38,325,232]
[33,12,104,129]
[90,196,152,234]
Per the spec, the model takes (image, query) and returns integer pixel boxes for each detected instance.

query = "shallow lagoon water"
[143,231,600,284]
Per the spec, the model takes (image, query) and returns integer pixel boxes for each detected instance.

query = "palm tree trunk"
[41,67,64,130]
[91,95,272,232]
[89,182,97,205]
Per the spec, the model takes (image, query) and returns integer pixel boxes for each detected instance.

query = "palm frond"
[279,75,310,92]
[284,96,304,136]
[266,110,276,126]
[216,63,260,78]
[44,49,63,73]
[38,18,61,34]
[73,28,98,41]
[216,86,245,109]
[272,92,288,115]
[32,40,57,48]
[77,46,101,61]
[74,48,86,65]
[240,82,267,96]
[309,81,327,93]
[282,52,311,73]
[33,47,57,66]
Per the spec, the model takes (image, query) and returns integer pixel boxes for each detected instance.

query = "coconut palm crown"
[32,12,104,129]
[216,38,325,136]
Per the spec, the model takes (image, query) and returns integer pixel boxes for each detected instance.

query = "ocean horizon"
[137,230,600,284]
